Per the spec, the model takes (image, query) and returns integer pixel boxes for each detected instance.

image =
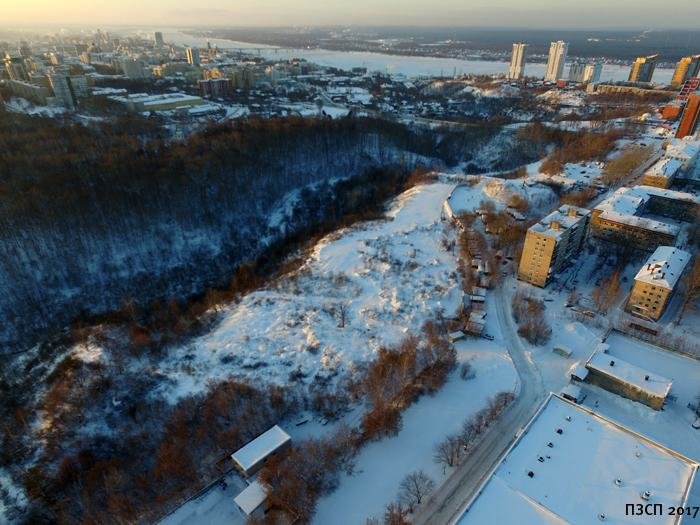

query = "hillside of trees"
[0,110,499,351]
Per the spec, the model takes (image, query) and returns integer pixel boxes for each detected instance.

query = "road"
[413,283,546,525]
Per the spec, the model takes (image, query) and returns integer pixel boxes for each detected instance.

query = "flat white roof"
[666,138,700,162]
[458,395,698,525]
[634,246,691,290]
[644,158,682,180]
[586,349,673,398]
[234,480,267,516]
[529,205,590,240]
[231,425,291,472]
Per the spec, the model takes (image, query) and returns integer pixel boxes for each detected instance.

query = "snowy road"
[413,285,546,525]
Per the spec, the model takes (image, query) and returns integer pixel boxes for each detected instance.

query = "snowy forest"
[0,110,501,351]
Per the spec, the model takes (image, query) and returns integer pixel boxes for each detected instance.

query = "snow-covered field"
[153,182,463,402]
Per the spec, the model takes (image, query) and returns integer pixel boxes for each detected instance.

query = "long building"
[457,394,700,525]
[676,93,700,139]
[544,41,568,82]
[626,246,691,322]
[641,157,683,188]
[591,185,699,250]
[508,42,527,80]
[517,205,590,287]
[628,54,658,83]
[671,55,700,88]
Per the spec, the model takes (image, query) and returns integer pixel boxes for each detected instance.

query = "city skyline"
[2,0,700,29]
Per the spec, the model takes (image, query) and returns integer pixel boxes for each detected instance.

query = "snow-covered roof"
[634,246,691,290]
[231,425,291,473]
[593,185,696,236]
[458,395,698,525]
[643,158,682,181]
[586,350,673,398]
[529,205,590,240]
[234,480,267,516]
[665,138,700,163]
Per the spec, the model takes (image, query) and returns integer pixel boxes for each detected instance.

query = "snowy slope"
[153,182,463,401]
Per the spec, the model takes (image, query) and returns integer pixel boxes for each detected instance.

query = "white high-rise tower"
[544,40,569,82]
[508,42,527,80]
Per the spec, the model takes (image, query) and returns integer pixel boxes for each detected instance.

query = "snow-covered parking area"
[580,332,700,461]
[154,182,464,402]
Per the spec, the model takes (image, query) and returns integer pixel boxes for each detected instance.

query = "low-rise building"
[109,92,205,113]
[457,394,698,525]
[626,246,691,321]
[231,425,291,478]
[517,205,591,287]
[234,480,270,518]
[585,349,672,410]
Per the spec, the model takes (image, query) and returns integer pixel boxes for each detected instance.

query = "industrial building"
[517,205,591,287]
[457,394,699,525]
[626,246,692,322]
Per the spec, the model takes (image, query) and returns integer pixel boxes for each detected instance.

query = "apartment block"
[518,205,591,287]
[591,186,699,250]
[628,54,658,83]
[641,157,682,188]
[676,93,700,139]
[544,41,568,82]
[671,55,700,88]
[626,246,691,321]
[508,42,527,80]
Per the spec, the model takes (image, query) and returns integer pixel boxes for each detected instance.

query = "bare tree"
[398,470,436,513]
[433,434,462,473]
[338,302,348,328]
[384,501,409,525]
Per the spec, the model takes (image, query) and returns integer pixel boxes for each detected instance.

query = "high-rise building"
[628,54,658,83]
[48,74,76,109]
[18,41,32,58]
[3,55,29,81]
[185,47,200,66]
[154,31,165,48]
[671,55,700,88]
[508,42,527,80]
[679,77,700,101]
[583,62,603,84]
[544,41,568,82]
[676,93,700,138]
[568,61,587,82]
[517,205,591,287]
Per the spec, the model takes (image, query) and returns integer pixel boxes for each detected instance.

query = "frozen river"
[161,30,675,85]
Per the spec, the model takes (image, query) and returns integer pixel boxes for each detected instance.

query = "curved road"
[413,282,546,525]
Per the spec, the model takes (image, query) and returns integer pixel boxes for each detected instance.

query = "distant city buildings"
[517,205,591,287]
[676,93,700,139]
[628,54,658,83]
[507,42,527,80]
[185,47,200,66]
[568,60,602,84]
[671,55,700,88]
[626,246,691,322]
[4,54,29,81]
[544,40,568,82]
[154,31,165,48]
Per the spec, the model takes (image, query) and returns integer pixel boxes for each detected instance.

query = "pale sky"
[3,0,699,28]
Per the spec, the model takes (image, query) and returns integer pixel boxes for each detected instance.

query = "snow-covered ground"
[313,297,516,524]
[445,176,558,217]
[152,182,463,402]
